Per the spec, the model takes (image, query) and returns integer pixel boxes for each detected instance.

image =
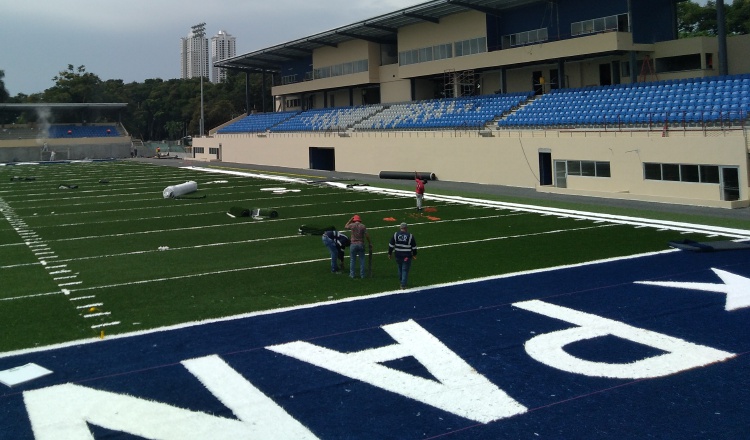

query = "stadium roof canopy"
[215,0,540,73]
[0,103,128,111]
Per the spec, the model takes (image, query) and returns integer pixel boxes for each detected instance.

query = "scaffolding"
[444,69,476,98]
[639,55,658,83]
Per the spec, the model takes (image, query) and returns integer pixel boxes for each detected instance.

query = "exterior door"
[539,152,552,186]
[720,166,740,201]
[554,160,567,188]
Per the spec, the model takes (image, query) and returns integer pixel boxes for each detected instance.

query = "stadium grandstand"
[0,103,131,162]
[196,0,748,208]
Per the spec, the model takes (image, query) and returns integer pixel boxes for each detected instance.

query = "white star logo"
[635,268,750,311]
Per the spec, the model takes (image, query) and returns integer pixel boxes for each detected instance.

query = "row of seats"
[218,93,530,133]
[271,105,384,132]
[500,74,750,128]
[48,125,120,138]
[218,111,299,133]
[216,74,750,133]
[353,93,530,130]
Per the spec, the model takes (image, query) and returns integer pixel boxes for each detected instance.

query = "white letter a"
[268,319,526,423]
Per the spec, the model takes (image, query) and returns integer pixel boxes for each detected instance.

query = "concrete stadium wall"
[0,138,131,162]
[195,129,750,208]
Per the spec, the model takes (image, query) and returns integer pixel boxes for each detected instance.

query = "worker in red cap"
[345,214,372,278]
[415,171,426,211]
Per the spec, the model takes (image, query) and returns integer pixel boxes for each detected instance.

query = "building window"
[503,28,549,49]
[399,43,453,66]
[194,147,205,154]
[313,59,368,79]
[571,14,628,37]
[565,160,611,178]
[454,37,487,57]
[281,74,298,85]
[209,147,219,155]
[643,163,721,183]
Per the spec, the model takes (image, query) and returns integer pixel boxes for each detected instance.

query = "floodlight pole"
[192,22,207,137]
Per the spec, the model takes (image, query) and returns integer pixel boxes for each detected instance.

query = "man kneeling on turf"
[323,230,350,273]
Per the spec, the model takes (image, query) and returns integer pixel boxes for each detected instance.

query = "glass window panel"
[662,163,680,181]
[605,15,617,30]
[583,20,594,34]
[567,160,581,176]
[572,22,582,36]
[539,28,548,41]
[478,37,486,53]
[455,41,463,57]
[700,165,720,183]
[595,162,611,177]
[644,163,662,180]
[470,38,478,54]
[594,18,605,32]
[581,161,596,176]
[680,164,699,182]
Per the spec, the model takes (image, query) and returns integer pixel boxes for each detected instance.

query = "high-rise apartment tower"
[211,30,236,83]
[180,24,209,80]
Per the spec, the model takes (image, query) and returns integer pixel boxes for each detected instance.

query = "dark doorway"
[599,63,612,86]
[309,147,335,171]
[532,71,545,95]
[611,61,621,85]
[539,151,552,185]
[549,69,560,91]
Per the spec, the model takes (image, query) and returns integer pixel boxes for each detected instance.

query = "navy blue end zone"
[1,249,749,439]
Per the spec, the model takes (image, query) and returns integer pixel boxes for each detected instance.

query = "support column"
[717,0,728,76]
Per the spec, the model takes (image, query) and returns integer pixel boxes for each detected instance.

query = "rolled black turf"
[378,171,437,181]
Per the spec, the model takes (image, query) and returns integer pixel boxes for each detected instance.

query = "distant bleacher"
[48,125,121,138]
[0,124,121,140]
[217,111,300,134]
[271,105,384,132]
[216,92,532,134]
[354,93,531,130]
[499,74,750,129]
[212,75,750,135]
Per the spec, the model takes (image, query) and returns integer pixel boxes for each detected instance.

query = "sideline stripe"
[184,165,750,238]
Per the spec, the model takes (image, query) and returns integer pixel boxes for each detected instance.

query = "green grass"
[0,160,747,354]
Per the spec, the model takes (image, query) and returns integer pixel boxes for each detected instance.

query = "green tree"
[45,65,103,103]
[727,0,750,34]
[679,0,750,37]
[164,120,183,140]
[0,70,9,103]
[8,64,270,140]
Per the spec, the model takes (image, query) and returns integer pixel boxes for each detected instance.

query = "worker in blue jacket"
[388,222,418,289]
[323,230,350,273]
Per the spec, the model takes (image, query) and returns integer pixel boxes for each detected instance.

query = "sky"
[0,0,425,96]
[0,0,710,97]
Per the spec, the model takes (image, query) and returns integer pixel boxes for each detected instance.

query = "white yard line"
[0,196,120,331]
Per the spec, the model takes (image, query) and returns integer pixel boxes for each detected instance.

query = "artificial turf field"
[1,160,749,439]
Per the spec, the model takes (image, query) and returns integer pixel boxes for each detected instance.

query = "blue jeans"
[396,256,412,287]
[350,243,366,278]
[322,235,339,272]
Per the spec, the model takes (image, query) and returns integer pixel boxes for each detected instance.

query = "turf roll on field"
[252,208,278,219]
[162,180,198,198]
